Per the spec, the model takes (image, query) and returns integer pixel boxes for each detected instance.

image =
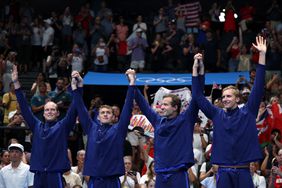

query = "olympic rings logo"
[136,77,192,84]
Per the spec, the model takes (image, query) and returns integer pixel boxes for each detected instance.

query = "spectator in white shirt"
[0,143,34,188]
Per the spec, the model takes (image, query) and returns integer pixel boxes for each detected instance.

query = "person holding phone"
[269,149,282,187]
[120,156,141,188]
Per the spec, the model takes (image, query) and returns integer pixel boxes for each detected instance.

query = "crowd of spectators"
[0,0,282,187]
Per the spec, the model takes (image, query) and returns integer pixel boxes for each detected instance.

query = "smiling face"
[98,106,114,124]
[159,97,178,118]
[43,101,60,122]
[222,87,240,110]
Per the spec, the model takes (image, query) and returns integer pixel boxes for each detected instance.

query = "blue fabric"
[73,86,134,177]
[193,64,265,165]
[216,167,254,188]
[33,172,63,188]
[15,88,77,173]
[156,170,189,188]
[88,176,121,188]
[133,75,203,173]
[83,72,249,86]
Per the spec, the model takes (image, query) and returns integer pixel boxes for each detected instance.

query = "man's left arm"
[60,96,77,134]
[183,54,205,123]
[246,36,266,116]
[117,86,134,138]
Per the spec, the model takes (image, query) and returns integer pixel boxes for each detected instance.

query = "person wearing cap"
[128,28,148,72]
[128,67,204,188]
[11,65,77,188]
[92,38,109,72]
[67,44,84,74]
[42,18,54,54]
[238,87,251,108]
[192,36,266,188]
[0,143,34,188]
[70,69,135,187]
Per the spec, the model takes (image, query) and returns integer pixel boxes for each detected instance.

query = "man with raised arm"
[129,70,204,187]
[71,69,135,187]
[11,65,77,188]
[192,36,267,188]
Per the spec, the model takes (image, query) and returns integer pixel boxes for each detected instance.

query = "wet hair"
[163,94,181,114]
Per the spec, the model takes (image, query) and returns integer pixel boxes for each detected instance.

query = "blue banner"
[83,72,249,86]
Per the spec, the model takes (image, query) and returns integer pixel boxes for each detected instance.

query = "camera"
[128,171,137,176]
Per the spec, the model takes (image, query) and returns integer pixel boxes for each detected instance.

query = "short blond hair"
[99,105,114,114]
[222,85,240,98]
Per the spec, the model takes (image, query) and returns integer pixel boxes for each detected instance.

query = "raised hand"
[125,69,136,85]
[11,65,18,82]
[193,53,203,69]
[71,71,79,90]
[252,36,267,54]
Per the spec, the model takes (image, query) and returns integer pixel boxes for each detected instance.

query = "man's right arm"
[126,69,159,127]
[12,65,38,131]
[71,72,92,134]
[134,87,159,127]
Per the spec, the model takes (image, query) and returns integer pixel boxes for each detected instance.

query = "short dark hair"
[163,94,181,114]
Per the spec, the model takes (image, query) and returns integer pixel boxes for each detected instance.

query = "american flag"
[175,1,202,27]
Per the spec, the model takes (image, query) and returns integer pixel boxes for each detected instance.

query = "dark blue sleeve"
[199,74,205,92]
[117,86,134,138]
[60,95,78,135]
[134,86,160,128]
[245,64,265,116]
[73,88,93,134]
[192,76,218,119]
[15,88,40,131]
[181,75,204,124]
[182,74,204,117]
[91,108,99,123]
[68,86,83,96]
